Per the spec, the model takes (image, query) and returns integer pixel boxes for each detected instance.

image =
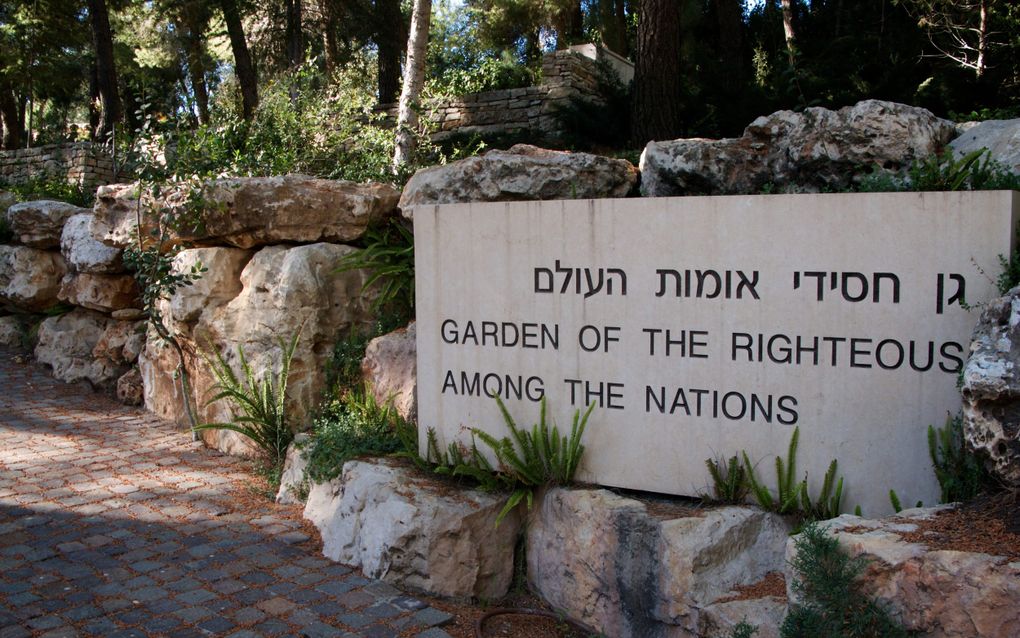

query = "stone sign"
[413,191,1020,515]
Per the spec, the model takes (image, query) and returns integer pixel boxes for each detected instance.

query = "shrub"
[303,385,406,483]
[0,175,95,208]
[703,454,749,504]
[781,523,909,638]
[336,218,415,317]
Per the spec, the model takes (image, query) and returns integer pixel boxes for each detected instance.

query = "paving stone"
[0,352,469,638]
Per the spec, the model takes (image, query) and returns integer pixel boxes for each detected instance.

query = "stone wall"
[0,142,119,190]
[380,47,630,143]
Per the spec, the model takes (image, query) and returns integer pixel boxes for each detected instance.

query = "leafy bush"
[929,412,996,503]
[196,332,300,467]
[858,149,1020,192]
[781,523,909,638]
[0,175,95,207]
[427,52,536,97]
[303,385,407,483]
[323,313,411,395]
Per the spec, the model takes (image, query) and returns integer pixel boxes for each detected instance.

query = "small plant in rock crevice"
[335,217,415,319]
[703,454,750,504]
[928,412,997,503]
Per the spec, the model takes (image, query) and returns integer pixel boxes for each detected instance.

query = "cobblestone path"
[0,352,455,638]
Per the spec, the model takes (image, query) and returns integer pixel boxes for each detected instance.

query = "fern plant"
[336,217,414,316]
[196,332,300,467]
[704,454,749,504]
[474,397,595,523]
[799,459,843,522]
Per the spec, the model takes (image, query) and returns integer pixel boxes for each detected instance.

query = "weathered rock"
[961,288,1020,486]
[698,598,786,638]
[93,176,399,249]
[950,119,1020,173]
[116,367,143,405]
[164,247,251,326]
[276,433,311,505]
[4,200,86,248]
[790,509,1020,638]
[142,242,375,454]
[527,488,791,637]
[0,315,27,348]
[0,245,68,312]
[111,308,145,320]
[361,322,417,423]
[58,272,140,313]
[304,459,522,599]
[399,144,638,214]
[641,100,957,196]
[93,319,146,366]
[60,212,123,274]
[34,308,126,386]
[0,190,15,214]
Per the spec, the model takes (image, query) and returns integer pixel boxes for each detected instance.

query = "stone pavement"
[0,351,455,638]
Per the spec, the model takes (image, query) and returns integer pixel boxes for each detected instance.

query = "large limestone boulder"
[304,459,523,599]
[399,144,638,214]
[116,367,143,405]
[527,488,790,637]
[58,273,140,313]
[0,246,68,312]
[93,176,399,249]
[641,100,957,196]
[961,287,1020,486]
[92,319,146,366]
[361,322,417,423]
[60,213,123,274]
[35,309,126,385]
[791,509,1020,638]
[950,119,1020,173]
[141,242,375,454]
[4,200,87,248]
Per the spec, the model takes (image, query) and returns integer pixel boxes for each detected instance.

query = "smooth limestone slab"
[412,192,1020,515]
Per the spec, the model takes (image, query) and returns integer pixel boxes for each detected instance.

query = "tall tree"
[220,0,259,118]
[285,0,304,69]
[631,0,683,144]
[375,0,404,104]
[87,0,120,139]
[780,0,798,64]
[899,0,996,78]
[715,0,744,87]
[393,0,431,169]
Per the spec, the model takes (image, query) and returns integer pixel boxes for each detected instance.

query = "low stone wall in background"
[0,141,119,189]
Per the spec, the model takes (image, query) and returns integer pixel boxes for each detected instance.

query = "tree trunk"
[184,34,210,125]
[221,0,259,119]
[631,0,683,145]
[976,0,988,78]
[392,0,431,170]
[87,0,121,140]
[375,0,403,104]
[0,84,22,149]
[715,0,743,87]
[286,0,304,69]
[780,0,797,64]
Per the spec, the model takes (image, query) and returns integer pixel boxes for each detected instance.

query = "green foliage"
[473,397,595,523]
[799,460,844,522]
[856,148,1020,194]
[781,523,910,638]
[995,249,1020,295]
[551,60,633,152]
[728,621,759,638]
[928,412,996,503]
[196,332,300,467]
[427,51,536,97]
[743,427,847,523]
[703,454,749,504]
[888,489,924,514]
[336,218,415,316]
[0,176,95,208]
[949,106,1020,122]
[303,385,407,483]
[744,427,803,515]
